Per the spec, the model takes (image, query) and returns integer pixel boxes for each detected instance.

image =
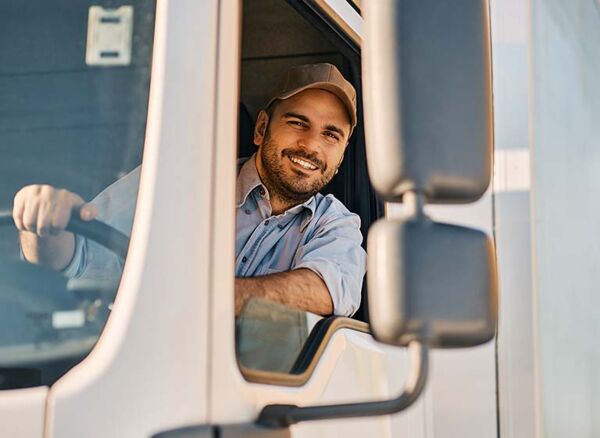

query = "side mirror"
[362,0,497,346]
[362,0,493,203]
[368,215,497,349]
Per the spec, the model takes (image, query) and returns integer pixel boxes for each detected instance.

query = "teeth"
[289,156,317,170]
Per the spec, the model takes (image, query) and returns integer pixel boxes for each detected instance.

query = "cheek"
[326,148,345,167]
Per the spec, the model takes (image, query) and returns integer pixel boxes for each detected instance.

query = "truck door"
[205,1,498,437]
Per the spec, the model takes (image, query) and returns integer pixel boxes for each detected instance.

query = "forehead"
[274,89,351,128]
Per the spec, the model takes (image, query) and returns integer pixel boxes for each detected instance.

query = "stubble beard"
[259,137,336,206]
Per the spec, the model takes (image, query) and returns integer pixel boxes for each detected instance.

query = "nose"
[297,129,321,153]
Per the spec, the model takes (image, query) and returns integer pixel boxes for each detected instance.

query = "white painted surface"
[490,0,538,437]
[46,1,217,436]
[494,149,530,193]
[0,387,47,438]
[531,1,600,437]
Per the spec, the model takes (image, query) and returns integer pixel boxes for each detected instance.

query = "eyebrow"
[283,112,347,138]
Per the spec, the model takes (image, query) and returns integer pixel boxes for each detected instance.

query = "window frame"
[235,0,378,387]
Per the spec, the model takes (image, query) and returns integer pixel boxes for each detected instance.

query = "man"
[13,63,366,317]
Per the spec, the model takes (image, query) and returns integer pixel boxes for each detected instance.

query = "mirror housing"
[368,215,497,348]
[362,0,493,203]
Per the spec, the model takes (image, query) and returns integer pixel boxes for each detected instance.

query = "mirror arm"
[256,340,429,428]
[401,190,427,220]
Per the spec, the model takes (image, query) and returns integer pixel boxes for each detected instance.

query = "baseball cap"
[265,63,357,131]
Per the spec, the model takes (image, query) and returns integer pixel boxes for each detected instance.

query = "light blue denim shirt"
[64,156,366,316]
[235,156,366,316]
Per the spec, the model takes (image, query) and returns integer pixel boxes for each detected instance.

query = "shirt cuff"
[61,235,87,278]
[294,260,363,317]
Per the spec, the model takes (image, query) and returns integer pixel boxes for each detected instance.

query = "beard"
[259,137,337,205]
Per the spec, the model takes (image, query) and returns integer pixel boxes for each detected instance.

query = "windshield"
[0,2,156,390]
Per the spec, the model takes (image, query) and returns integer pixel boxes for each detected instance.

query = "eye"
[288,120,307,128]
[324,131,340,142]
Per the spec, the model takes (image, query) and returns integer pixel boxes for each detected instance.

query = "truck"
[1,0,598,437]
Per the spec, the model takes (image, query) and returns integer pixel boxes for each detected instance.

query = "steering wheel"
[0,210,130,388]
[0,209,129,296]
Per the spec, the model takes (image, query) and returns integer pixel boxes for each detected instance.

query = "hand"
[13,184,99,270]
[13,184,97,237]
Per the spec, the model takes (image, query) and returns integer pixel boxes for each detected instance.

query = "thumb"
[79,203,99,221]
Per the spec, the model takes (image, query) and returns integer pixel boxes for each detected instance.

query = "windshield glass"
[0,1,156,390]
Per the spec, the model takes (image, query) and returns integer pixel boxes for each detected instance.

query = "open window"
[235,0,382,383]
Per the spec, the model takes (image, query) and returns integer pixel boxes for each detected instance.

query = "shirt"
[64,156,366,316]
[235,155,366,316]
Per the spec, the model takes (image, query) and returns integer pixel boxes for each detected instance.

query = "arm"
[235,268,333,316]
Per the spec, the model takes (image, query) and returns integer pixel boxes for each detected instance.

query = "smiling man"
[13,63,366,317]
[234,63,366,317]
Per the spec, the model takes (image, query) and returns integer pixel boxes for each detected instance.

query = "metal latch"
[86,6,134,66]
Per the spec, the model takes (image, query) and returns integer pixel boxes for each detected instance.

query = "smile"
[288,155,319,171]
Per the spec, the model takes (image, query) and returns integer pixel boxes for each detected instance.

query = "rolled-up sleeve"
[292,213,366,316]
[61,235,88,278]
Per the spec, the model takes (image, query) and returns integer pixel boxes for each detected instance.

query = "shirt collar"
[236,155,263,208]
[236,154,317,225]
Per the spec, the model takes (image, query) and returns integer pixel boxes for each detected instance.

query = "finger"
[79,203,98,221]
[48,189,84,234]
[36,205,51,237]
[21,197,40,234]
[12,189,26,231]
[49,201,73,235]
[37,193,61,237]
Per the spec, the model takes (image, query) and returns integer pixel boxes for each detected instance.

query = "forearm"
[235,268,333,316]
[19,231,75,271]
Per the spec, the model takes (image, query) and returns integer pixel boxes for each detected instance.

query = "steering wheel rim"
[0,210,130,258]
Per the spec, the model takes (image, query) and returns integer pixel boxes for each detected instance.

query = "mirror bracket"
[256,340,429,428]
[397,190,427,220]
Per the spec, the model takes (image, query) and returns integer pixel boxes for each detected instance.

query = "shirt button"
[264,220,269,226]
[277,224,284,230]
[259,188,266,196]
[242,256,248,263]
[244,209,251,215]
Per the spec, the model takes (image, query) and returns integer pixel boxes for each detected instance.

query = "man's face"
[254,88,351,205]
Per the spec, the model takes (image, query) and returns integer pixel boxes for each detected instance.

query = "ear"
[253,110,269,146]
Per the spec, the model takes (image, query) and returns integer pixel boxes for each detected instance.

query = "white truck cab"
[3,0,598,437]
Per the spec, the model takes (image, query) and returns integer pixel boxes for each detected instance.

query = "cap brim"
[267,82,357,130]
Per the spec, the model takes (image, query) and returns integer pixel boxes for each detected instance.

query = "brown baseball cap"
[266,63,357,131]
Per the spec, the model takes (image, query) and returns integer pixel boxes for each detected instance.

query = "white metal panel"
[46,0,218,436]
[490,0,538,436]
[531,0,600,436]
[0,387,47,438]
